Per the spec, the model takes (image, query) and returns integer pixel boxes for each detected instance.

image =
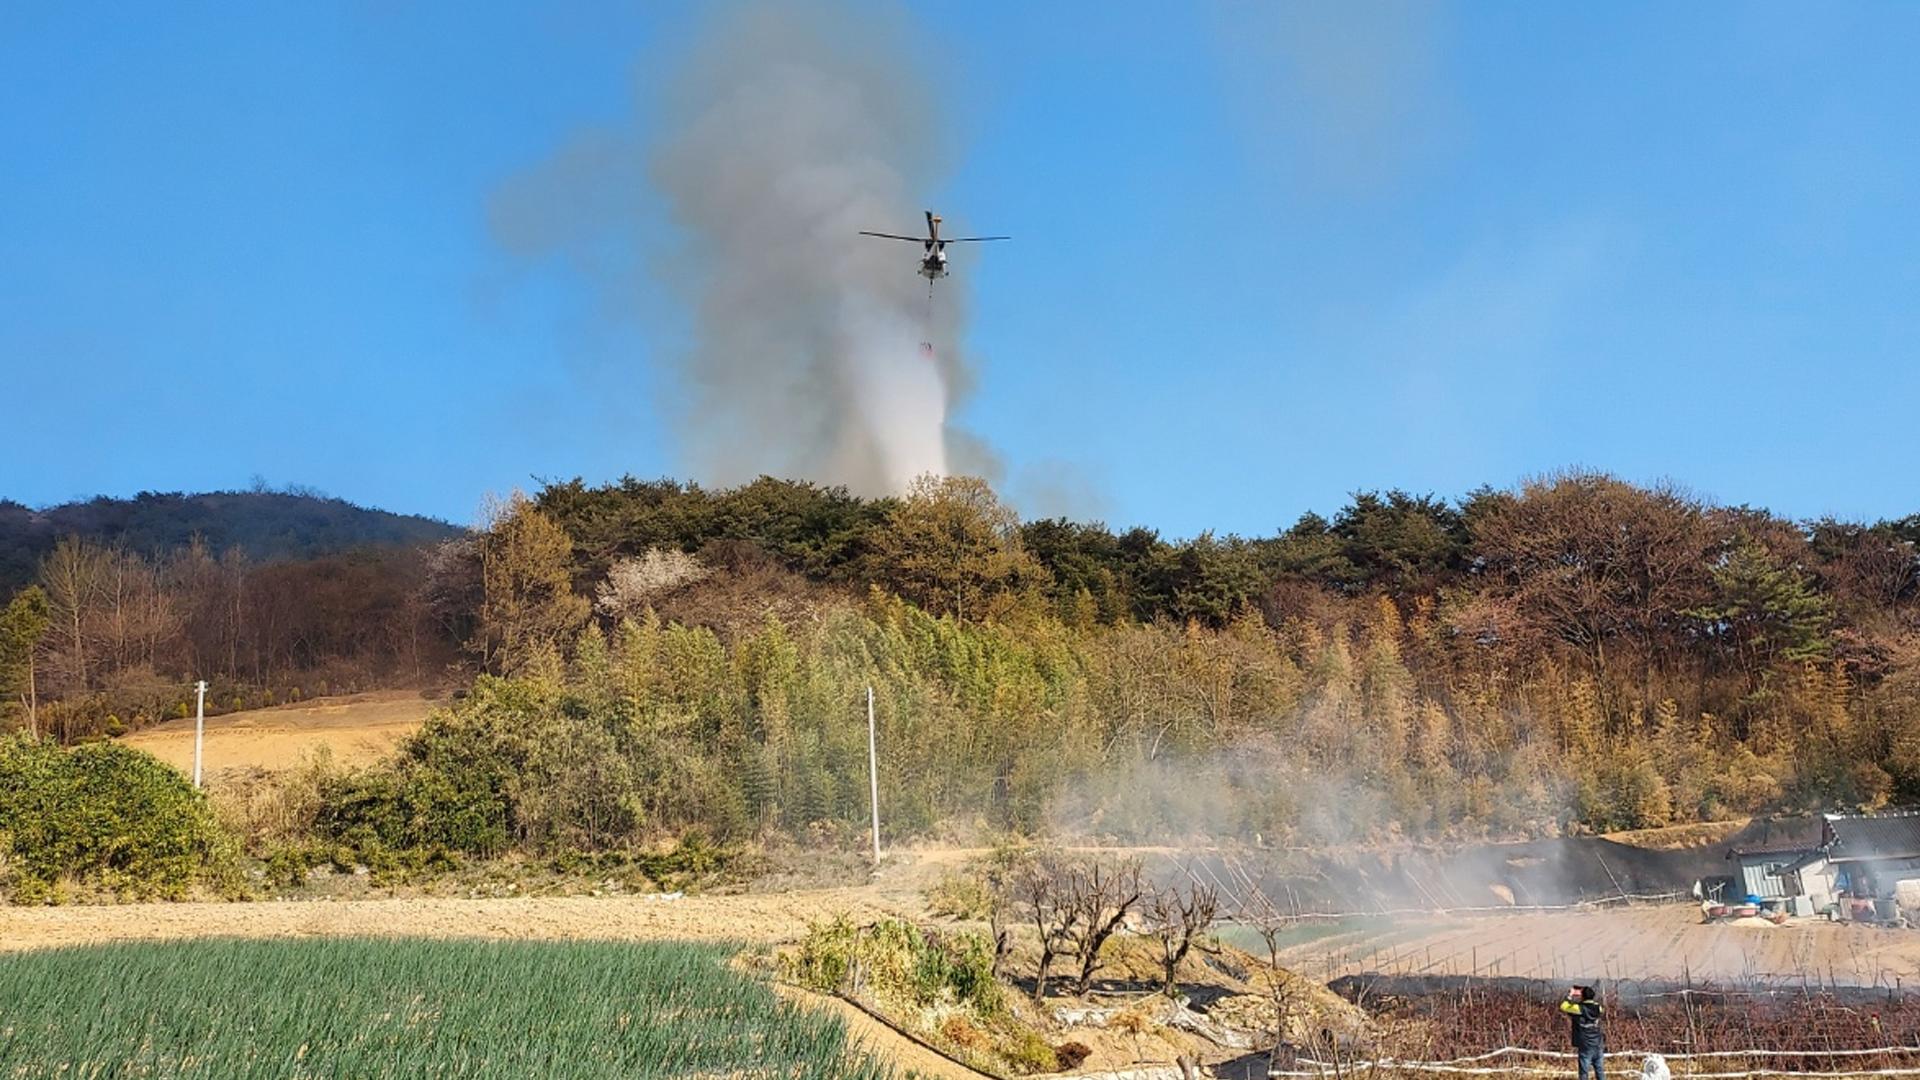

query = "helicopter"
[859,210,1008,279]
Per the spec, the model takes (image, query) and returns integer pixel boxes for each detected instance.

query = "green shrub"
[1006,1031,1059,1074]
[784,915,1001,1017]
[260,839,458,892]
[0,734,239,902]
[310,677,647,858]
[939,929,1000,1014]
[263,844,320,887]
[314,758,511,857]
[545,836,732,889]
[925,868,995,919]
[786,914,861,993]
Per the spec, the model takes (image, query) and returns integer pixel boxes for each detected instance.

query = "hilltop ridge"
[0,489,463,592]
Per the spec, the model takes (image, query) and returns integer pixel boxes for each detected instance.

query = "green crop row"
[0,938,895,1079]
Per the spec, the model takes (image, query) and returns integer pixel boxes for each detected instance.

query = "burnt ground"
[1341,975,1920,1063]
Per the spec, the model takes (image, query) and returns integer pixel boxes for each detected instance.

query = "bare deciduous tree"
[979,850,1026,979]
[1004,848,1080,1001]
[1224,857,1305,1074]
[37,535,110,696]
[1142,874,1219,996]
[1063,854,1146,996]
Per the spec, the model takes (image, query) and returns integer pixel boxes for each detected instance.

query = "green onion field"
[0,937,894,1079]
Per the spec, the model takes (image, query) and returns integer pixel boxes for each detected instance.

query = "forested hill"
[5,470,1920,844]
[0,491,463,592]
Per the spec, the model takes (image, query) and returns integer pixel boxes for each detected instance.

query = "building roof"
[1728,840,1816,859]
[1725,817,1825,860]
[1823,812,1920,861]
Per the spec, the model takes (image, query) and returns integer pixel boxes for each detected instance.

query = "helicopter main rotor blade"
[858,231,927,242]
[941,236,1011,243]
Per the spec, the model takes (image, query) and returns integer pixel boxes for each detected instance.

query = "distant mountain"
[0,490,466,593]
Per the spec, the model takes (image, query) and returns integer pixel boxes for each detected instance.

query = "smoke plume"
[496,1,979,496]
[655,2,965,494]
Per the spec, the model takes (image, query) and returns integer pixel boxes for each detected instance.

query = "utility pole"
[867,685,881,867]
[192,680,208,788]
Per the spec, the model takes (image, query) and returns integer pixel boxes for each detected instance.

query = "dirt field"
[17,891,1914,983]
[119,690,436,773]
[0,891,897,954]
[1262,904,1920,988]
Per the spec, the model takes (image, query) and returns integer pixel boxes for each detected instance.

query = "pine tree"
[0,586,51,735]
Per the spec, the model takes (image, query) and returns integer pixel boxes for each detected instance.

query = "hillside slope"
[0,490,462,590]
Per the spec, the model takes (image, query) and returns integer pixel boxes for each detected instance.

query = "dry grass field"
[119,690,435,773]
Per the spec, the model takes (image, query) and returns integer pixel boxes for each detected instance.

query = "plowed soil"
[1263,904,1920,987]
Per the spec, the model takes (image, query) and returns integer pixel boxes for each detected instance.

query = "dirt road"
[0,892,906,953]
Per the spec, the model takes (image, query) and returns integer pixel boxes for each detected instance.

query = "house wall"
[1797,856,1920,911]
[1800,859,1842,911]
[1847,857,1920,898]
[1736,858,1797,900]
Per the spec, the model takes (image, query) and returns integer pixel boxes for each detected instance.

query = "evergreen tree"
[0,587,51,735]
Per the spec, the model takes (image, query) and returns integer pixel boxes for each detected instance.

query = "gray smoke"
[652,3,975,494]
[496,0,980,496]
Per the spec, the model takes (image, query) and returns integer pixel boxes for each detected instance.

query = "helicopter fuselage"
[860,211,1005,282]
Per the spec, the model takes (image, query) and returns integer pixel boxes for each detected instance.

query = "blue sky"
[3,1,1916,538]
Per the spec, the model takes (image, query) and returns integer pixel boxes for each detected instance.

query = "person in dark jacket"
[1559,984,1605,1080]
